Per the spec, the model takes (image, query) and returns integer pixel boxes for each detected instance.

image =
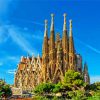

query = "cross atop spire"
[63,13,67,31]
[69,19,72,37]
[44,20,48,37]
[50,13,54,31]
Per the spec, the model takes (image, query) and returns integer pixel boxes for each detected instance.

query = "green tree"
[33,70,100,99]
[63,70,85,90]
[2,84,12,98]
[88,82,100,99]
[33,83,54,94]
[0,79,12,98]
[53,82,62,93]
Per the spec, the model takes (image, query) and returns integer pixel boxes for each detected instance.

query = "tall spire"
[62,13,68,67]
[69,19,75,70]
[49,13,55,51]
[42,20,49,82]
[42,19,48,55]
[44,20,48,37]
[69,19,74,54]
[83,62,90,84]
[50,14,54,31]
[69,19,72,37]
[63,13,67,31]
[84,62,88,73]
[49,13,55,79]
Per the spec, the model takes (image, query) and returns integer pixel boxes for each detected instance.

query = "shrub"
[33,83,54,94]
[53,82,62,93]
[0,80,12,98]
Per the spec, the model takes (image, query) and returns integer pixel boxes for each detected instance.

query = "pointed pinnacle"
[63,13,67,31]
[69,19,72,37]
[44,20,48,37]
[50,13,54,31]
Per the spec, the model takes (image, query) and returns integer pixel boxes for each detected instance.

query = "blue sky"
[0,0,100,84]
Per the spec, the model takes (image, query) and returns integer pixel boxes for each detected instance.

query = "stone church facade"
[14,13,90,92]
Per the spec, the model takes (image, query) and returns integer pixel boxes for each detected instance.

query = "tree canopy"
[33,70,100,99]
[0,79,12,98]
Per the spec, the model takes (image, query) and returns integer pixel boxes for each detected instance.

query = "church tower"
[62,13,69,73]
[69,20,76,70]
[83,63,90,84]
[42,20,49,82]
[49,14,56,79]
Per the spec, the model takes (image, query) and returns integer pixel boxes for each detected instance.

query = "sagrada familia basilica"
[14,13,90,92]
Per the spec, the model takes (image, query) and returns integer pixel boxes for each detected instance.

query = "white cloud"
[6,56,20,63]
[12,18,44,26]
[7,69,16,74]
[90,76,100,84]
[0,55,20,66]
[7,56,17,60]
[0,24,38,55]
[0,25,9,43]
[8,25,38,55]
[86,44,100,54]
[75,37,100,54]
